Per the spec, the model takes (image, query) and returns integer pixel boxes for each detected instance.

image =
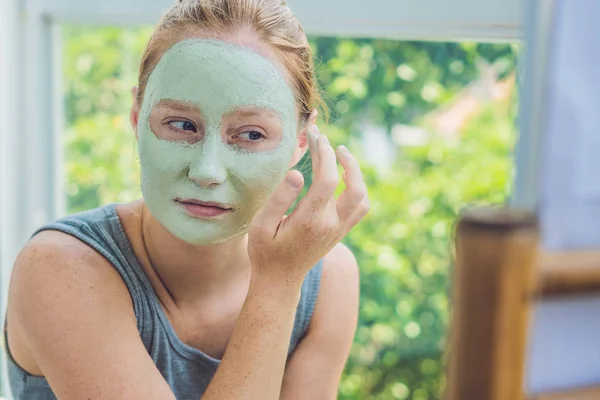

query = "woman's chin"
[165,214,249,246]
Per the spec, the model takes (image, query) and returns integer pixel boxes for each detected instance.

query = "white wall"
[527,296,600,394]
[538,0,600,250]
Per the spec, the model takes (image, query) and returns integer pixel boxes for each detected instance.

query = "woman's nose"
[187,137,227,188]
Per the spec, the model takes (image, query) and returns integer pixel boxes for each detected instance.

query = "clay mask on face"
[137,39,298,245]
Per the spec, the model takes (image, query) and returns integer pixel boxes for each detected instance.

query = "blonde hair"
[137,0,326,126]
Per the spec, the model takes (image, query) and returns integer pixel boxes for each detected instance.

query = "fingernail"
[322,135,330,145]
[286,172,303,188]
[338,145,349,154]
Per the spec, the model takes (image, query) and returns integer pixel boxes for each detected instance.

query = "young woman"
[4,0,369,398]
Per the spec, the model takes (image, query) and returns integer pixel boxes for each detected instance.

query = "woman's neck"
[126,200,252,310]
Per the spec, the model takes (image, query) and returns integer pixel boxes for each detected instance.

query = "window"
[63,26,151,212]
[1,1,523,398]
[62,25,519,399]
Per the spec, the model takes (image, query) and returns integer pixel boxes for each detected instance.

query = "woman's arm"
[9,231,309,400]
[202,127,368,400]
[202,244,361,400]
[280,243,361,399]
[8,231,178,400]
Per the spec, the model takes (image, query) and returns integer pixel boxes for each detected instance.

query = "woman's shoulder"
[14,227,125,277]
[299,243,359,309]
[9,228,136,327]
[322,242,360,285]
[314,242,360,321]
[9,203,139,324]
[10,200,143,301]
[285,243,359,369]
[6,228,135,376]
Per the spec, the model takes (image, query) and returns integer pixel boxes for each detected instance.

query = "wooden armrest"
[537,251,600,297]
[530,386,600,400]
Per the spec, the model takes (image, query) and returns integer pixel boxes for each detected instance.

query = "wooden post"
[446,207,539,400]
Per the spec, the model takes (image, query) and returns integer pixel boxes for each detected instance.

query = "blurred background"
[1,0,524,398]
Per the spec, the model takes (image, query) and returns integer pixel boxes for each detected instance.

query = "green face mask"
[137,39,298,245]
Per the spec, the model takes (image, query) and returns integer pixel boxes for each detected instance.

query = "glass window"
[62,26,519,399]
[63,26,152,212]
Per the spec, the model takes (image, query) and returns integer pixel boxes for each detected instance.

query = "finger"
[307,109,318,125]
[253,170,304,233]
[304,132,339,209]
[344,195,370,231]
[306,125,320,176]
[318,133,339,200]
[335,145,368,222]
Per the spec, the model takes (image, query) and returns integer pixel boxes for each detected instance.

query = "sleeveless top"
[5,204,323,400]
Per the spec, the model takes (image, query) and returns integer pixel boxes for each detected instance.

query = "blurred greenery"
[63,26,518,399]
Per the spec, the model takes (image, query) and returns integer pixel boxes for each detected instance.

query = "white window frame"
[0,0,526,397]
[512,0,555,211]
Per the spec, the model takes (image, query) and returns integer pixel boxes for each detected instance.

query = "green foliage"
[337,100,515,400]
[63,25,517,399]
[63,26,152,211]
[312,38,517,130]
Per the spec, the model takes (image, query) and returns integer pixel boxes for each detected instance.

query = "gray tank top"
[5,204,323,399]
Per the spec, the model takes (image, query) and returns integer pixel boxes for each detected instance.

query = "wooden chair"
[446,207,600,400]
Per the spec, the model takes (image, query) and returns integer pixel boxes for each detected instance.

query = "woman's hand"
[208,125,368,400]
[248,125,369,285]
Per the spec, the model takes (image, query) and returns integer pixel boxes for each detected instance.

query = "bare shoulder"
[9,229,133,309]
[320,242,360,295]
[279,242,360,396]
[310,242,360,336]
[7,230,134,376]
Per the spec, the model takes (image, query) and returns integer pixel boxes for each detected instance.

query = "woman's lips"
[175,199,233,219]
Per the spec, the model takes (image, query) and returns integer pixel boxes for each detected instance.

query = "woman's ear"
[299,109,318,148]
[130,86,140,139]
[289,109,318,168]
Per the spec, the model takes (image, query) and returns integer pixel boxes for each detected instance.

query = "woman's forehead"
[145,39,296,112]
[162,29,293,83]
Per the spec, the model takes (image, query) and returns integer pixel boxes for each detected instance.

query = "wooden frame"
[446,207,538,400]
[447,206,600,400]
[25,0,523,40]
[531,386,600,400]
[537,251,600,297]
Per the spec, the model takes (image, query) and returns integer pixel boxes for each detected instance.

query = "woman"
[5,0,369,399]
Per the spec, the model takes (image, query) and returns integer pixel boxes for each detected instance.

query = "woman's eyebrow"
[227,107,280,120]
[155,99,202,113]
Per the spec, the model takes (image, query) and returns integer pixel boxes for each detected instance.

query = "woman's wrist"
[248,268,304,306]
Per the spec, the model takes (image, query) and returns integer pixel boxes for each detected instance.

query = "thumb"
[254,170,304,233]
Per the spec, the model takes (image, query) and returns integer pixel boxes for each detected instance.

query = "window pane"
[62,26,519,399]
[63,26,152,213]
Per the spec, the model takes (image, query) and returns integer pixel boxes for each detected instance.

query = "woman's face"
[136,38,300,245]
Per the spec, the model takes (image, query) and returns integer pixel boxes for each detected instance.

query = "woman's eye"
[239,130,264,141]
[169,120,197,132]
